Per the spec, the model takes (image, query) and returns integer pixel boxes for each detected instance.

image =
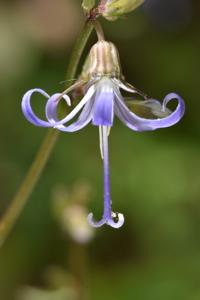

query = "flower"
[21,40,185,229]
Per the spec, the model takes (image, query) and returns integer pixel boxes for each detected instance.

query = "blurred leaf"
[17,287,74,300]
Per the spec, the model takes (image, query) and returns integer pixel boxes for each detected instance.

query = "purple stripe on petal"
[21,89,52,127]
[92,91,114,126]
[115,90,185,131]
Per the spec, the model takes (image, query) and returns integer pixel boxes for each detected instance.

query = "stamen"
[88,126,124,229]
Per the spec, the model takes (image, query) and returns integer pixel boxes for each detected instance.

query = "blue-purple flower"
[21,40,185,229]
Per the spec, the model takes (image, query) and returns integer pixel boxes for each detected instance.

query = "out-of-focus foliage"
[0,0,200,300]
[17,287,73,300]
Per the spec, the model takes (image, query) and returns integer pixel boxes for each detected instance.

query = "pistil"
[88,126,124,228]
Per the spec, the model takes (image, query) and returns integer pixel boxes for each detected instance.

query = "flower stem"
[0,21,94,246]
[93,20,105,41]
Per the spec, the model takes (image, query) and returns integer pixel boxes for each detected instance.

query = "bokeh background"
[1,0,200,299]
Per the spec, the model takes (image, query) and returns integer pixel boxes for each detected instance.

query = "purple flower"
[21,41,185,229]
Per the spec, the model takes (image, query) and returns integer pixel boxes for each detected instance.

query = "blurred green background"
[1,0,200,299]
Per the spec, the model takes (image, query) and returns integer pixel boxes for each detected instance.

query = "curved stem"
[93,20,105,41]
[65,21,94,84]
[0,21,94,245]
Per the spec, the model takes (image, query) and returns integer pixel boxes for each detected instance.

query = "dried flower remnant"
[21,40,185,229]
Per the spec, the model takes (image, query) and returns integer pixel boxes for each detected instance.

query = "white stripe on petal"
[46,84,95,126]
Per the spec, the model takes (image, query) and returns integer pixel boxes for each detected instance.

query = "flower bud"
[99,0,144,21]
[82,40,121,80]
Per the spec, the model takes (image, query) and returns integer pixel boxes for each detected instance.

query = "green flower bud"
[99,0,144,21]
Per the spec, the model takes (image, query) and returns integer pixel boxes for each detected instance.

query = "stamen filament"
[93,20,105,41]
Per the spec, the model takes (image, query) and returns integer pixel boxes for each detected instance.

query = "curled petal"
[162,93,185,127]
[21,88,52,127]
[55,98,94,132]
[46,85,95,126]
[45,93,71,125]
[115,91,185,131]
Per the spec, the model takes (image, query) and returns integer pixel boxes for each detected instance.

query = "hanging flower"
[21,40,185,229]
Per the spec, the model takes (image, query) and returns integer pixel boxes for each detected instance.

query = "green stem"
[65,22,94,87]
[0,21,94,245]
[93,20,105,41]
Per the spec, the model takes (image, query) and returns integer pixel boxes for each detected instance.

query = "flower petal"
[92,81,114,126]
[21,88,52,127]
[45,93,71,125]
[115,91,185,131]
[55,98,94,132]
[46,85,95,126]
